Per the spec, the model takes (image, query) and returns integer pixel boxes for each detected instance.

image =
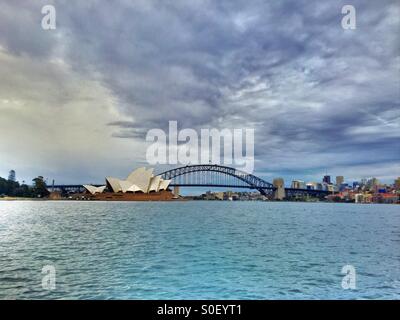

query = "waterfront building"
[291,180,305,189]
[203,191,216,200]
[355,193,373,203]
[306,182,316,190]
[326,184,336,192]
[316,183,324,191]
[354,193,363,203]
[336,176,344,186]
[83,167,171,195]
[215,192,224,200]
[372,193,399,204]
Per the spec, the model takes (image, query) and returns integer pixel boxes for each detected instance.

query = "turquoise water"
[0,201,399,299]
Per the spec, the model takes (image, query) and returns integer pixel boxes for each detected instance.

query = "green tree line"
[0,175,50,198]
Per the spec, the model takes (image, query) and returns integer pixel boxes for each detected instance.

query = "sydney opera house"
[82,167,174,201]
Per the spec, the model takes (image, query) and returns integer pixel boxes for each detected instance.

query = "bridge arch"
[158,164,274,195]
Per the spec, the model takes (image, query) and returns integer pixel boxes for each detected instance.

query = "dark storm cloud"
[0,0,399,182]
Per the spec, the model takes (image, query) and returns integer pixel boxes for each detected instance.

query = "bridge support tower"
[173,186,180,197]
[273,178,286,200]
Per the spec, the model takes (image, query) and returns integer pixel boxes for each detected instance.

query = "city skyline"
[1,166,398,193]
[0,1,399,185]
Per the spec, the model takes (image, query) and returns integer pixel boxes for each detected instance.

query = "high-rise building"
[336,176,344,186]
[323,175,331,184]
[366,177,379,190]
[291,180,305,189]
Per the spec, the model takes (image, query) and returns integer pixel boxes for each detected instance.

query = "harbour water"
[0,201,399,299]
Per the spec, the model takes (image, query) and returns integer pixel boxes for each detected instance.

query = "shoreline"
[0,197,398,205]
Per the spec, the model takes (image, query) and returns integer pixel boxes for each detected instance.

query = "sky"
[0,0,399,187]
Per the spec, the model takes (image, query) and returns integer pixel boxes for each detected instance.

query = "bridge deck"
[49,165,331,196]
[50,184,330,195]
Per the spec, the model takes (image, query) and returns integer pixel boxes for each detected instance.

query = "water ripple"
[0,201,399,299]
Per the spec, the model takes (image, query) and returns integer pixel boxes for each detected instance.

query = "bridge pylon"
[273,178,286,200]
[173,186,180,197]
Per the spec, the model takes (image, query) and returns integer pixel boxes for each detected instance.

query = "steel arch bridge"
[49,164,330,197]
[158,164,275,195]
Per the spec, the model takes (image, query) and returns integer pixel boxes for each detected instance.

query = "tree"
[32,176,49,198]
[0,175,19,196]
[0,177,8,195]
[15,183,33,198]
[8,170,16,182]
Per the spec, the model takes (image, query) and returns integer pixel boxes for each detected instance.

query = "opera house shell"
[82,185,107,195]
[82,167,173,201]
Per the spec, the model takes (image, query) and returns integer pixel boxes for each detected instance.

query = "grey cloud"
[0,0,399,182]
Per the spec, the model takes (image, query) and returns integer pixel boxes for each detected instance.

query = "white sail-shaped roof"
[106,177,122,193]
[118,180,145,193]
[119,180,134,193]
[159,179,171,191]
[127,184,143,192]
[127,167,146,181]
[99,168,171,194]
[148,176,161,192]
[83,185,97,194]
[83,185,106,195]
[126,167,153,192]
